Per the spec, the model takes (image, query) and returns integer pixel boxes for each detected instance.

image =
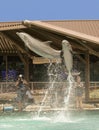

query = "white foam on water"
[18,118,33,121]
[0,124,13,128]
[32,116,51,121]
[52,112,85,123]
[52,111,72,123]
[73,118,85,123]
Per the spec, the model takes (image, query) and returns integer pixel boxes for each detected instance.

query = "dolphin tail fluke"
[67,72,73,81]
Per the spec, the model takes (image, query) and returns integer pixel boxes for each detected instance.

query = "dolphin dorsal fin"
[43,41,52,46]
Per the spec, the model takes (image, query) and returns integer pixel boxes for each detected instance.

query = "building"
[0,20,99,102]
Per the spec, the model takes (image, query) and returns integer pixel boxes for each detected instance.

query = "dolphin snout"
[16,32,25,40]
[62,40,69,44]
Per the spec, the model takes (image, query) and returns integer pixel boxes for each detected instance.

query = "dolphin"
[16,32,61,59]
[61,40,73,73]
[17,32,74,73]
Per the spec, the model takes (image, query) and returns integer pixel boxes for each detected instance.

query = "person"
[15,74,28,111]
[75,75,84,109]
[26,88,35,104]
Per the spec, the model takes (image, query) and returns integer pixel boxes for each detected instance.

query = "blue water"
[0,111,99,130]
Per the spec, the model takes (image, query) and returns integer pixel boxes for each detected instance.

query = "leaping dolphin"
[17,32,78,75]
[16,32,61,59]
[62,40,73,73]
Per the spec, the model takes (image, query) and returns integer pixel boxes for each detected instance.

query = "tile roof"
[0,21,26,31]
[23,20,99,46]
[0,20,99,38]
[0,20,99,56]
[43,20,99,38]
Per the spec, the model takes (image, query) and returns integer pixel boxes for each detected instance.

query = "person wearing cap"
[15,74,28,111]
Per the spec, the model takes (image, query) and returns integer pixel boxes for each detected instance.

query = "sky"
[0,0,99,22]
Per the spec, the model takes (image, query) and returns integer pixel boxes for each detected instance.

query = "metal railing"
[0,81,99,105]
[0,81,99,93]
[0,81,66,93]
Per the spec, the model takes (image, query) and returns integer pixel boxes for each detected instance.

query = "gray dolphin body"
[16,32,61,59]
[62,40,73,73]
[17,32,73,73]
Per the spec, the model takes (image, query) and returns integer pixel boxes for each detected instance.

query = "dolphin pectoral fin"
[72,71,81,76]
[65,71,81,76]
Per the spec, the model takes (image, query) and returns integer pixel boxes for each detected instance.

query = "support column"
[24,58,29,82]
[85,51,90,101]
[3,55,8,81]
[5,55,8,81]
[16,49,30,82]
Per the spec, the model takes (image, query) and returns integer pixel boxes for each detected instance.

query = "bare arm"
[15,80,19,88]
[23,80,29,89]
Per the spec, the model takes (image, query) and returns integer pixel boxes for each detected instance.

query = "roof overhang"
[0,21,26,31]
[0,20,99,64]
[23,20,99,45]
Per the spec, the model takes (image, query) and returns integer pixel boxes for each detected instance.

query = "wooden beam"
[70,40,86,51]
[33,56,61,64]
[76,40,99,57]
[24,57,29,81]
[23,20,99,45]
[0,36,6,50]
[75,54,86,64]
[0,32,33,59]
[14,45,27,65]
[27,27,86,51]
[0,32,30,81]
[85,51,90,101]
[5,55,8,81]
[26,27,62,48]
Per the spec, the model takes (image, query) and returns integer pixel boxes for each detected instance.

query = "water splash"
[37,61,75,122]
[53,70,74,122]
[37,59,75,124]
[64,72,74,107]
[53,111,71,123]
[37,60,59,117]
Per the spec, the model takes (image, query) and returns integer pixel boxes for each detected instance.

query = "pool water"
[0,110,99,130]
